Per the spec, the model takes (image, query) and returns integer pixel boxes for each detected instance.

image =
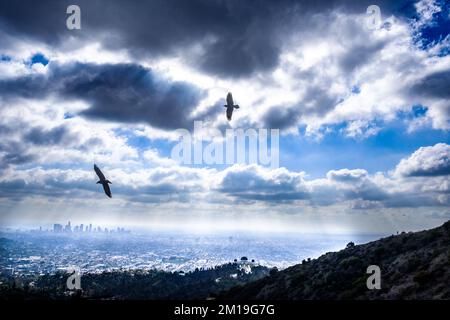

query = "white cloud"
[2,144,449,209]
[414,0,442,28]
[326,169,368,183]
[1,0,449,234]
[395,143,450,177]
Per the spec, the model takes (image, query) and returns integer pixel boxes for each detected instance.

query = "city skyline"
[52,221,129,234]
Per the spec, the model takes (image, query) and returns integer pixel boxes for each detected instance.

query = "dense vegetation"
[0,262,270,300]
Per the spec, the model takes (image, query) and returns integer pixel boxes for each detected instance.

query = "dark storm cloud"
[62,63,207,130]
[0,140,36,168]
[0,0,285,77]
[217,166,309,202]
[225,191,310,202]
[1,151,36,167]
[342,183,389,202]
[259,84,341,130]
[338,40,387,73]
[383,193,450,208]
[0,73,48,99]
[0,167,205,203]
[214,163,450,207]
[302,85,342,116]
[0,0,417,78]
[410,70,450,99]
[24,125,72,146]
[0,121,81,169]
[0,62,215,130]
[0,124,32,168]
[261,104,302,130]
[0,176,97,200]
[404,167,450,177]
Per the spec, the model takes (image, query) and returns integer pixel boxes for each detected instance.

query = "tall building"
[53,224,63,233]
[64,221,72,233]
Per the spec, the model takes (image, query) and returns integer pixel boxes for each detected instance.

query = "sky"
[0,0,449,234]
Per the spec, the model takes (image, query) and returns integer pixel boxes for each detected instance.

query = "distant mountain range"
[220,220,450,300]
[1,220,449,300]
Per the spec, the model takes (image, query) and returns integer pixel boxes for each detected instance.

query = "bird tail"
[106,180,112,184]
[234,105,240,109]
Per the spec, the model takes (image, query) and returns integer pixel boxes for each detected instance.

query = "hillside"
[220,220,450,300]
[0,262,270,300]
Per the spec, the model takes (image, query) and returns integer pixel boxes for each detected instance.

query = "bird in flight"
[224,92,239,121]
[94,164,112,198]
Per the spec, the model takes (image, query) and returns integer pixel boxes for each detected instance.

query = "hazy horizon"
[1,0,449,236]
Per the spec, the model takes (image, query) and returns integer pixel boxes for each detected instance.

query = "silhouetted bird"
[94,164,112,198]
[224,92,239,121]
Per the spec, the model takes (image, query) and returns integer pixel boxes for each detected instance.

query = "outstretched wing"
[94,164,106,181]
[102,183,112,198]
[226,92,234,105]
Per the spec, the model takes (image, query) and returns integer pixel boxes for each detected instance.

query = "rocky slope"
[221,220,450,300]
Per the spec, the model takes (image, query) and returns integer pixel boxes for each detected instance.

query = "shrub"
[413,270,431,286]
[269,267,278,276]
[423,230,440,244]
[442,220,450,232]
[373,245,387,257]
[346,242,355,248]
[339,256,363,269]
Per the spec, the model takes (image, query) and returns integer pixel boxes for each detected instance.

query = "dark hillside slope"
[222,220,450,300]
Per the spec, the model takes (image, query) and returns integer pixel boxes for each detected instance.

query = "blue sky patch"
[0,54,11,61]
[30,53,49,66]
